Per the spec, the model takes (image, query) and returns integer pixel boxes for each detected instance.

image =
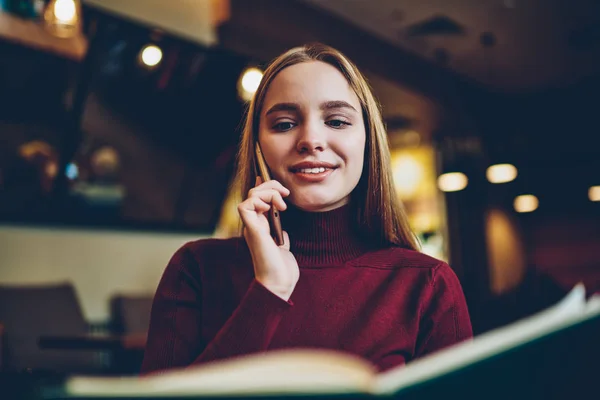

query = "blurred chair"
[109,293,153,374]
[0,282,102,374]
[109,294,153,335]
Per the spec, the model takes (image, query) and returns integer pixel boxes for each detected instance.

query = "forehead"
[262,61,360,110]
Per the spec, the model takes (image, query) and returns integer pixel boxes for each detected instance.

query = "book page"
[66,348,377,397]
[373,284,595,395]
[586,293,600,311]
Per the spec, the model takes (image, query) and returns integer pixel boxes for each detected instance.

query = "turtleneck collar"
[280,203,374,267]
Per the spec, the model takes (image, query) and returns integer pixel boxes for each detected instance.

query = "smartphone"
[255,142,284,246]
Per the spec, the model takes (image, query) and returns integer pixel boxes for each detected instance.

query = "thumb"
[255,175,264,186]
[279,231,290,251]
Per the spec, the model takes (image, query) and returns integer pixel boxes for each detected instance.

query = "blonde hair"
[230,43,419,250]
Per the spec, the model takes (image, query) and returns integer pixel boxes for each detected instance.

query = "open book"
[61,284,600,399]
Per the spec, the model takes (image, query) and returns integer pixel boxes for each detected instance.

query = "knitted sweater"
[141,204,472,373]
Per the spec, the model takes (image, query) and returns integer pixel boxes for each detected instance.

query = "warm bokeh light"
[486,163,518,184]
[45,162,58,179]
[140,45,163,68]
[437,172,468,192]
[43,0,81,38]
[392,154,423,198]
[589,186,600,202]
[401,130,422,147]
[18,140,55,160]
[514,194,539,213]
[390,146,443,257]
[91,146,121,178]
[239,67,263,100]
[53,0,76,22]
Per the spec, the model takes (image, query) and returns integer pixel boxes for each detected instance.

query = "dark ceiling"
[304,0,600,92]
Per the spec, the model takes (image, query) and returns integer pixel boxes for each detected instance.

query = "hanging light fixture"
[437,172,468,192]
[514,194,538,213]
[479,31,520,186]
[43,0,82,39]
[436,140,469,193]
[589,186,600,202]
[486,163,518,183]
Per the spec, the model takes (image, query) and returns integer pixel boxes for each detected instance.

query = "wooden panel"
[83,0,217,45]
[0,11,87,61]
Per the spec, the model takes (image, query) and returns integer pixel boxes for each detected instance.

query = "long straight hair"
[231,43,419,250]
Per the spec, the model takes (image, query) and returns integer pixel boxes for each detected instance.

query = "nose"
[295,120,327,154]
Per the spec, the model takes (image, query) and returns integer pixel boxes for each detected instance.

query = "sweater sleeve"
[414,262,473,358]
[140,242,292,374]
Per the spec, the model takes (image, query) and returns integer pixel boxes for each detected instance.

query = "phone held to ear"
[255,142,285,246]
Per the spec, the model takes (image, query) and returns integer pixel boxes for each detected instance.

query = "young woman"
[141,43,472,374]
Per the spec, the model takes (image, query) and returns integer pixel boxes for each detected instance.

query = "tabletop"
[38,333,146,352]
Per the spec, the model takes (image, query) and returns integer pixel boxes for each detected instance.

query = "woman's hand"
[237,177,299,301]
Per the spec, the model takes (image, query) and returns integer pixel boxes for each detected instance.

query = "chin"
[289,192,347,212]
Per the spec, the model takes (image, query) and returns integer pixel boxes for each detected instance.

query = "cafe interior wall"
[0,225,201,322]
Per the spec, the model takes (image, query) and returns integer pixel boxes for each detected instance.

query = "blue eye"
[273,122,295,131]
[326,119,351,129]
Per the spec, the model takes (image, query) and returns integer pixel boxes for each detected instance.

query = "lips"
[288,161,338,183]
[289,161,338,173]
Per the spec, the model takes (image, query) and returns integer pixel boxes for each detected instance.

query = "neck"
[281,203,374,267]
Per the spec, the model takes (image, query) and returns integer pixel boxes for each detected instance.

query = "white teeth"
[298,167,326,174]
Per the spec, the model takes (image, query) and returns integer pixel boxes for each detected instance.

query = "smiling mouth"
[288,166,337,183]
[292,167,333,174]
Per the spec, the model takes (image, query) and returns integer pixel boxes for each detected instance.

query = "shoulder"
[164,236,249,273]
[180,236,248,261]
[348,247,464,291]
[348,246,447,272]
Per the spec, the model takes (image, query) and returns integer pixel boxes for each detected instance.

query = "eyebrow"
[320,100,358,113]
[264,100,358,116]
[265,102,299,115]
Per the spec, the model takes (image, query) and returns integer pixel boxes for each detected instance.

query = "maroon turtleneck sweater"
[141,204,472,374]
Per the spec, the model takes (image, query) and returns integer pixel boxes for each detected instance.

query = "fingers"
[280,231,290,251]
[247,180,289,211]
[237,196,271,214]
[250,179,290,198]
[238,178,290,235]
[245,188,287,211]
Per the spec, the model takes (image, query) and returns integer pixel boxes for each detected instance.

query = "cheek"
[342,135,366,172]
[258,136,289,177]
[351,150,366,179]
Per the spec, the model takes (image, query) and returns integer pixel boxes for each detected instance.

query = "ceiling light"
[589,186,600,202]
[437,172,468,192]
[514,195,538,213]
[139,45,163,68]
[43,0,82,38]
[238,67,263,101]
[486,163,518,184]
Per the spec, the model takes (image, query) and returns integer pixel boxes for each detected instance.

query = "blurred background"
[0,0,599,378]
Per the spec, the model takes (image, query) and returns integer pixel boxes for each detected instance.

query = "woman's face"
[258,61,366,212]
